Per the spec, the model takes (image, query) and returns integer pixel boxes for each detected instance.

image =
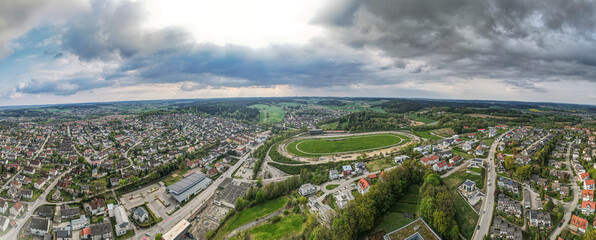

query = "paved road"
[472,132,508,240]
[550,141,579,239]
[1,166,74,240]
[2,133,51,191]
[441,158,472,178]
[132,144,262,240]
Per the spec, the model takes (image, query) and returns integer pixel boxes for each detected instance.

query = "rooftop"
[385,218,441,240]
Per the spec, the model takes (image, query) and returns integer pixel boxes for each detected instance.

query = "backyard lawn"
[442,169,481,239]
[374,185,420,234]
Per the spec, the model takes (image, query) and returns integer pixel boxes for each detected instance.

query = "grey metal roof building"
[215,178,251,208]
[167,172,212,203]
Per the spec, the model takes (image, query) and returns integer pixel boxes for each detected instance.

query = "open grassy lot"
[442,169,481,239]
[432,128,455,137]
[412,130,443,140]
[319,121,339,130]
[406,115,436,124]
[365,158,398,172]
[287,133,408,157]
[451,148,474,158]
[251,104,285,124]
[374,185,420,234]
[246,214,305,240]
[214,197,288,239]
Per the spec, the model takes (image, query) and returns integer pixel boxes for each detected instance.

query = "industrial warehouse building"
[167,172,212,203]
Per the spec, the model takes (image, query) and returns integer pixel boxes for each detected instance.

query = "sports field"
[286,133,409,157]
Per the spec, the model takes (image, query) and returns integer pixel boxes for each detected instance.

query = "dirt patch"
[432,128,455,137]
[464,114,517,119]
[408,119,425,126]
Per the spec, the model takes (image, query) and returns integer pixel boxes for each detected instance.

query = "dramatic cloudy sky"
[1,0,595,106]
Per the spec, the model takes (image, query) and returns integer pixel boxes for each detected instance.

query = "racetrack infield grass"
[214,197,288,240]
[286,133,409,157]
[245,214,305,240]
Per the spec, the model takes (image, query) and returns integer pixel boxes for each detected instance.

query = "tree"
[515,165,532,180]
[155,233,162,240]
[586,228,596,240]
[504,156,515,171]
[544,198,554,212]
[235,197,246,210]
[255,190,265,203]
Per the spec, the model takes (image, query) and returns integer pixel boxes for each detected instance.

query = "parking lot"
[234,166,253,180]
[119,183,178,220]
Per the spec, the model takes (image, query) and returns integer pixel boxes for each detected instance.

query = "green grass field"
[374,185,420,234]
[442,170,481,239]
[325,184,340,190]
[319,121,339,130]
[245,214,305,240]
[406,115,436,124]
[365,158,398,172]
[286,133,409,157]
[412,130,443,140]
[214,197,288,240]
[251,104,286,124]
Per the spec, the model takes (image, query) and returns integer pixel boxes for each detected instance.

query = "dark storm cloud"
[118,43,374,88]
[313,0,596,83]
[17,78,110,96]
[29,0,596,98]
[61,0,193,60]
[52,0,397,92]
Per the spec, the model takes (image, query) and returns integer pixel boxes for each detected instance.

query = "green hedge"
[268,160,361,175]
[269,143,303,164]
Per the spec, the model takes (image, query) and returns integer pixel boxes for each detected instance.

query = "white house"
[329,170,341,180]
[299,184,318,196]
[133,207,149,223]
[114,206,130,236]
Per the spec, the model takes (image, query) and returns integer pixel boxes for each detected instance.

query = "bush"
[270,215,282,223]
[293,206,300,213]
[155,233,162,240]
[284,209,290,215]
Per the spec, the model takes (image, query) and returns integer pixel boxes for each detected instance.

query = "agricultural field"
[286,133,409,157]
[251,104,286,124]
